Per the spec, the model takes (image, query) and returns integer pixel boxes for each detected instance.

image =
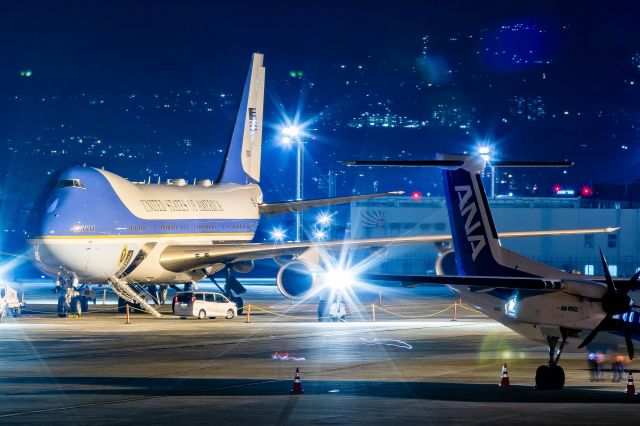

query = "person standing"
[595,352,605,381]
[612,355,625,382]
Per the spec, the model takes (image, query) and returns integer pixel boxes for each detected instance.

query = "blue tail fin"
[439,154,527,277]
[217,53,265,184]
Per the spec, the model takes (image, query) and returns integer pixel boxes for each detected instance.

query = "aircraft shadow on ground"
[1,377,636,403]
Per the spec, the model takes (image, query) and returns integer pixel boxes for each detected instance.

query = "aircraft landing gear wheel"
[232,297,243,315]
[70,297,82,317]
[80,296,89,313]
[226,309,235,319]
[198,309,207,320]
[535,365,565,390]
[57,296,67,318]
[317,301,328,322]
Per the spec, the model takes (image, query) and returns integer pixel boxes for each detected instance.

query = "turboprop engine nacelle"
[276,247,323,300]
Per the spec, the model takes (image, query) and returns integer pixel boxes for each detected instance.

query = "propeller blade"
[578,319,606,349]
[624,330,635,360]
[599,248,616,293]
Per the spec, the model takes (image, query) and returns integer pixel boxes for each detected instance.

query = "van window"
[216,294,229,303]
[205,293,215,302]
[195,293,204,301]
[177,292,193,302]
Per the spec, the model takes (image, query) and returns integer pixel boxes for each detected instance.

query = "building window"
[609,265,618,277]
[584,264,594,275]
[584,234,594,248]
[608,234,617,248]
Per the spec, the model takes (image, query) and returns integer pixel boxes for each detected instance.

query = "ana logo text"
[454,185,486,261]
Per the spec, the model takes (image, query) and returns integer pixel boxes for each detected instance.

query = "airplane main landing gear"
[536,329,568,390]
[55,277,86,318]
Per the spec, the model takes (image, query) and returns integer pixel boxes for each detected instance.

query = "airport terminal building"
[350,196,640,277]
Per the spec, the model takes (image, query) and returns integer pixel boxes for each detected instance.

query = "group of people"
[588,352,627,382]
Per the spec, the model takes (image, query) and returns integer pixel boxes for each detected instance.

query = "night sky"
[2,1,640,249]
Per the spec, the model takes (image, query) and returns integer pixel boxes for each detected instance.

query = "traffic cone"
[291,368,304,394]
[625,371,636,396]
[499,363,510,388]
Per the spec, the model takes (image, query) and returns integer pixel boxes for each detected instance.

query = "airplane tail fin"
[437,154,512,276]
[217,53,265,185]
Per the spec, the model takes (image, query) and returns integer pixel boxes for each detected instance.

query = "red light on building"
[411,191,422,200]
[552,184,561,193]
[580,185,593,197]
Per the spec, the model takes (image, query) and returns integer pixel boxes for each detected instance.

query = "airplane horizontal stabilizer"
[360,273,562,291]
[259,191,404,216]
[345,160,573,168]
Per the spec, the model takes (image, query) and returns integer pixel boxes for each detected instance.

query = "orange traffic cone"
[625,371,636,396]
[499,363,510,388]
[291,368,304,394]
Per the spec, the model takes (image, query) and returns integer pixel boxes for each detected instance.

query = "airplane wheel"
[80,296,90,313]
[317,301,329,322]
[57,296,67,318]
[232,297,244,315]
[70,297,82,317]
[117,297,127,314]
[535,365,564,390]
[198,309,207,320]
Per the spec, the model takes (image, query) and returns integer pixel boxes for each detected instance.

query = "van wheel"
[226,309,235,319]
[198,309,207,319]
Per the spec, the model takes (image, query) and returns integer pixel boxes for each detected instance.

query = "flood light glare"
[324,268,355,289]
[282,126,301,137]
[270,227,286,242]
[316,212,332,226]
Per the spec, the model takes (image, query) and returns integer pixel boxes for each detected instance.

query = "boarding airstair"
[108,276,162,318]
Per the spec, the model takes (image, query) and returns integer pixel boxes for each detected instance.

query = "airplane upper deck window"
[56,179,85,189]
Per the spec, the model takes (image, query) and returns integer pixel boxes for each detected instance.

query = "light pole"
[478,145,495,198]
[281,126,304,241]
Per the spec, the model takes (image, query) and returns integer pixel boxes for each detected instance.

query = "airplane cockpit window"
[56,179,85,189]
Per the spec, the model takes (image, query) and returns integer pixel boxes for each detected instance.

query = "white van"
[172,291,237,320]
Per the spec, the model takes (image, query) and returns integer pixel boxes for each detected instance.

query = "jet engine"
[232,260,254,274]
[276,247,324,300]
[435,249,457,275]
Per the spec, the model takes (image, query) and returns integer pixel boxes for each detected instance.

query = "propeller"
[578,249,636,359]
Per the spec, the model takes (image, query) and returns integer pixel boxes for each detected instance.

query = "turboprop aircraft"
[349,154,639,390]
[25,53,617,321]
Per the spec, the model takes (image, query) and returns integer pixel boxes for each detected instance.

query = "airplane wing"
[259,191,404,216]
[359,273,562,291]
[158,227,617,273]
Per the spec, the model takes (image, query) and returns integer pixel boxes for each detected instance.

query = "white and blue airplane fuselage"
[30,167,262,283]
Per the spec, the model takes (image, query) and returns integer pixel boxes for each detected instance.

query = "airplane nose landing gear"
[535,329,568,390]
